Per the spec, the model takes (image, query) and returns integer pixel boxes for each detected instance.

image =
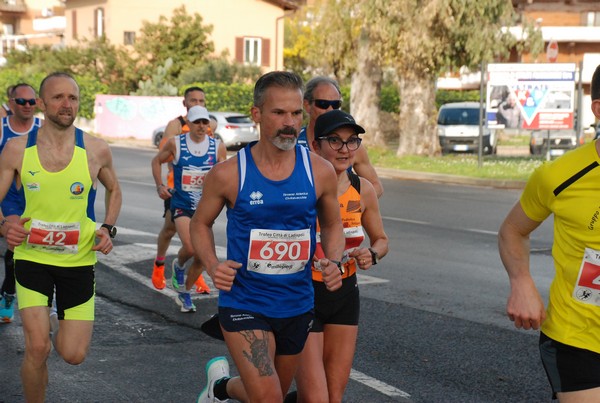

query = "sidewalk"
[106,137,527,190]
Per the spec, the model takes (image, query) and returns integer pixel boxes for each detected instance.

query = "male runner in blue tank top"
[0,83,42,323]
[192,71,346,402]
[152,105,227,312]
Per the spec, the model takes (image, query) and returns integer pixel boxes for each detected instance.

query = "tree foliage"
[285,0,360,82]
[178,57,261,86]
[4,37,137,95]
[133,5,214,83]
[131,58,178,96]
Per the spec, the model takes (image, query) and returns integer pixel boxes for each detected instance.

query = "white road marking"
[350,369,412,399]
[383,215,498,236]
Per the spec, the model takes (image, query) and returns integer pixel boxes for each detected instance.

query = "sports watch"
[101,223,117,239]
[368,248,379,265]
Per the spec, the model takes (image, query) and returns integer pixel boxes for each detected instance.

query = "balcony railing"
[0,0,26,13]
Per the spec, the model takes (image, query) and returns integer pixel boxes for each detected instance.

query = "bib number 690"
[260,241,302,261]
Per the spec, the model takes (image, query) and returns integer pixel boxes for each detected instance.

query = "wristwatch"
[101,223,117,239]
[368,248,379,265]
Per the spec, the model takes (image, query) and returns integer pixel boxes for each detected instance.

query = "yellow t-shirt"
[520,141,600,353]
[15,128,97,267]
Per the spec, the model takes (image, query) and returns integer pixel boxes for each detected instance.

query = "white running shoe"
[197,356,230,403]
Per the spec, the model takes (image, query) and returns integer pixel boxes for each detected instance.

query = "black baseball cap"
[314,110,365,139]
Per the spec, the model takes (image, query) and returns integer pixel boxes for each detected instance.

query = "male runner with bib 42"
[0,72,122,403]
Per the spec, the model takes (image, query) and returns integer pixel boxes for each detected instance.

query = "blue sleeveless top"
[221,142,317,317]
[171,134,218,210]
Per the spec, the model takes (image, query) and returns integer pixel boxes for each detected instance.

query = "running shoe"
[0,292,15,323]
[152,261,166,290]
[177,292,196,313]
[171,260,185,290]
[195,273,211,294]
[197,356,230,403]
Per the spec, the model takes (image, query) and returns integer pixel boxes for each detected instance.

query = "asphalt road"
[0,144,556,402]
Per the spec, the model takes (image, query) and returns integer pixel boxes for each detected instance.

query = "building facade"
[63,0,300,72]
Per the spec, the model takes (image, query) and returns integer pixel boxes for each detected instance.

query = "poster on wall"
[486,63,576,130]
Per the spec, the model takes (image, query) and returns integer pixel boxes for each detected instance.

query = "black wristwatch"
[368,248,379,265]
[101,224,117,239]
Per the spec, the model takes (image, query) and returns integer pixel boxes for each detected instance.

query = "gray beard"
[272,135,297,151]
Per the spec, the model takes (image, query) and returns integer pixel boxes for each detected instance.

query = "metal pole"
[478,61,485,168]
[576,61,583,146]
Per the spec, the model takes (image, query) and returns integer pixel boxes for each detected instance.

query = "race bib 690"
[247,228,311,275]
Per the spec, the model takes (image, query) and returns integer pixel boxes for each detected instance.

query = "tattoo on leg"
[240,330,273,376]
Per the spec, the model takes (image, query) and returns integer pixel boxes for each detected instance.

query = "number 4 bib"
[573,248,600,307]
[27,219,80,254]
[247,229,311,275]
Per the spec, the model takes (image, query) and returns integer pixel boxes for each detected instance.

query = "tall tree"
[134,5,214,83]
[363,0,542,156]
[351,27,384,147]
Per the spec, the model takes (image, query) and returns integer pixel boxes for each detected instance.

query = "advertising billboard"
[486,63,576,131]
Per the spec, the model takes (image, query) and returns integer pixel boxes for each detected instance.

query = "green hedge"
[0,68,482,119]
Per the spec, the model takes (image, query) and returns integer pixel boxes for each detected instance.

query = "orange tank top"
[313,172,364,281]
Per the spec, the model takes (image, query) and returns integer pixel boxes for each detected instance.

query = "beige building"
[0,0,65,55]
[63,0,301,71]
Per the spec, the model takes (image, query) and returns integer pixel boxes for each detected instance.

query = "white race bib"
[247,229,311,275]
[181,167,210,192]
[27,219,80,254]
[572,248,600,307]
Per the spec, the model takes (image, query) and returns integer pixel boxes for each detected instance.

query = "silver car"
[152,111,258,150]
[210,111,258,150]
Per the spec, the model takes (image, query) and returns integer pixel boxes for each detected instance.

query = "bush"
[183,82,254,114]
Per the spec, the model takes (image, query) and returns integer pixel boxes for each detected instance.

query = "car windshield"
[225,116,253,124]
[438,108,480,126]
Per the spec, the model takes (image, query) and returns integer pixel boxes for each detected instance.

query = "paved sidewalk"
[106,137,527,190]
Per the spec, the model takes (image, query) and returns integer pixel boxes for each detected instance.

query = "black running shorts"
[539,332,600,398]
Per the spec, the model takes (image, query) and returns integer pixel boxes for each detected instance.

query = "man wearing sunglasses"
[152,105,227,312]
[300,76,384,198]
[151,86,214,294]
[0,83,42,324]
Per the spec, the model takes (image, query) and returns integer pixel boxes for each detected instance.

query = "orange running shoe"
[195,273,211,294]
[151,262,166,290]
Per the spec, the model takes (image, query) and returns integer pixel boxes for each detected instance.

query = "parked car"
[151,112,259,150]
[210,111,259,150]
[529,129,581,156]
[437,102,497,155]
[152,125,166,148]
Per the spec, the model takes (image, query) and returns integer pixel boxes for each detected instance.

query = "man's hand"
[318,258,342,292]
[506,277,546,330]
[156,184,174,200]
[5,217,30,248]
[208,260,242,291]
[93,227,114,255]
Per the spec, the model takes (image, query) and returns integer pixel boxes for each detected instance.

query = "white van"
[437,102,496,155]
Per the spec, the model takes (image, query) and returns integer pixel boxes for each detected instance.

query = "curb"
[376,168,526,190]
[106,139,527,190]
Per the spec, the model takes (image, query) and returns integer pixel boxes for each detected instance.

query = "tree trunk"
[396,74,440,156]
[350,28,384,147]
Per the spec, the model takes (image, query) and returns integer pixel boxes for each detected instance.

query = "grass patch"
[368,147,544,181]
